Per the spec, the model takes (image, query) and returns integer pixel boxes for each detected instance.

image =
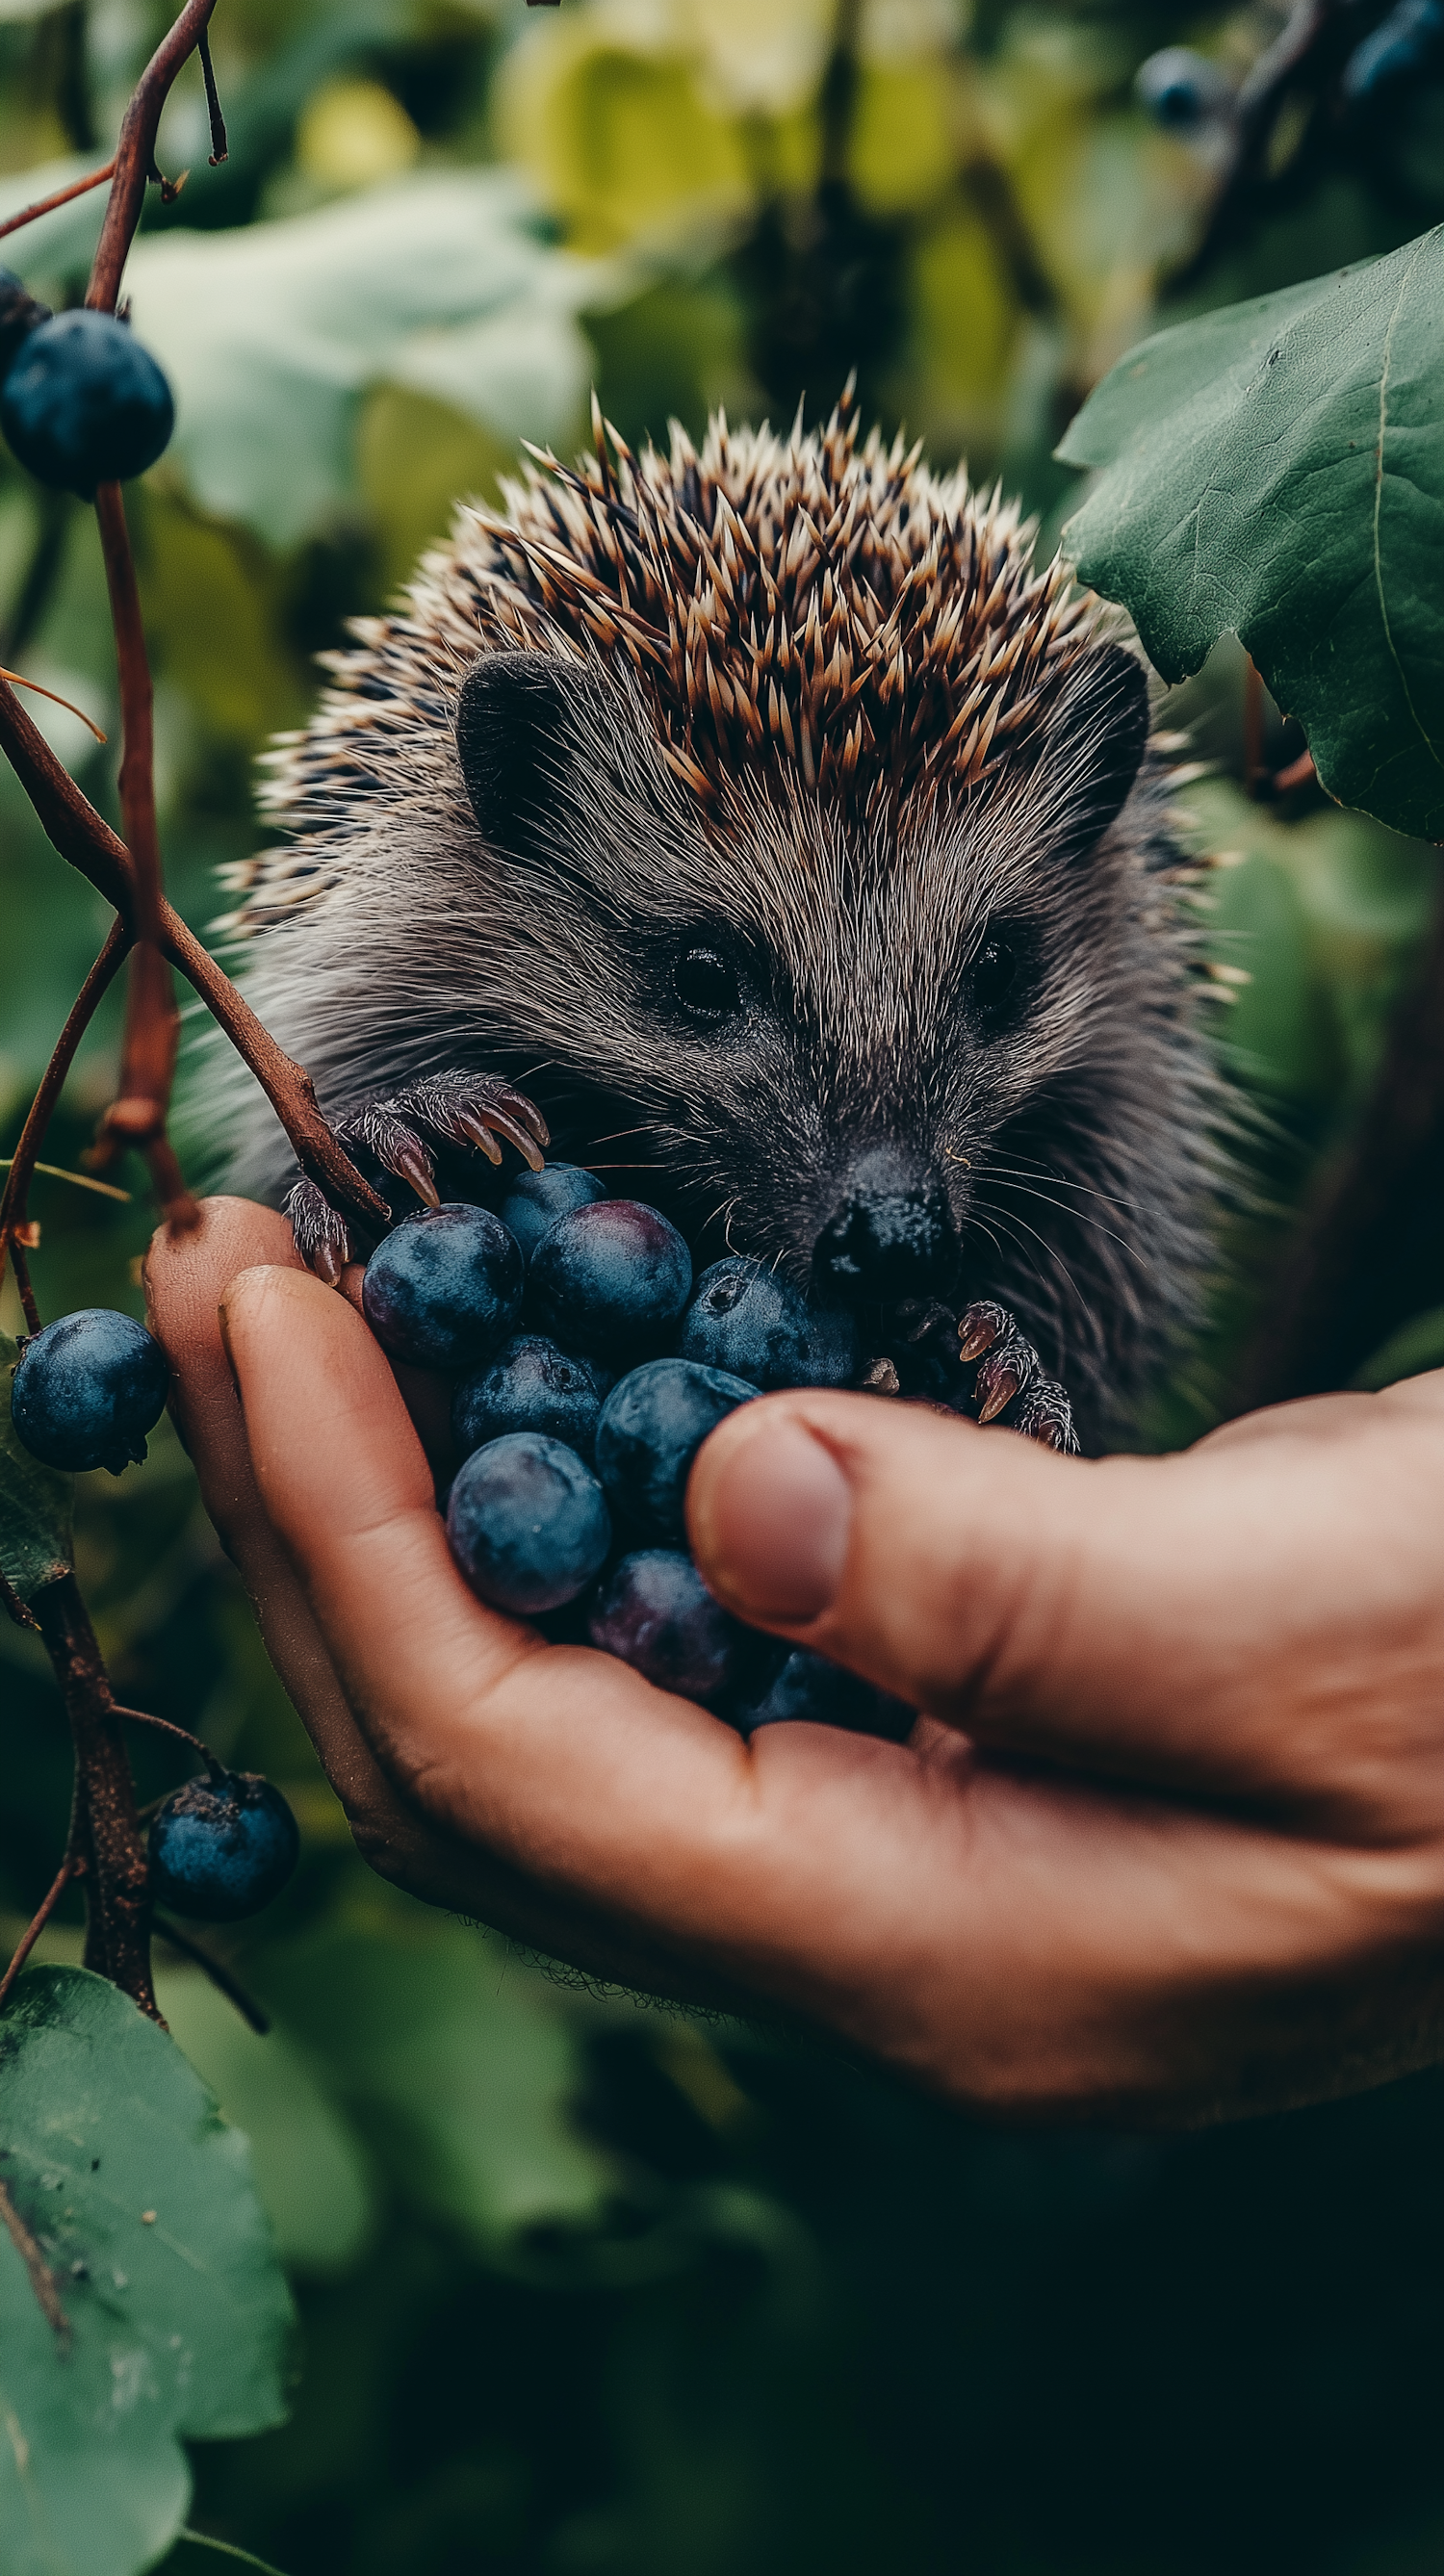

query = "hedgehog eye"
[674,945,740,1020]
[969,934,1017,1016]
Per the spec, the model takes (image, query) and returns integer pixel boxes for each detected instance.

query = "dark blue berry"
[1,310,174,499]
[148,1769,300,1922]
[735,1647,915,1741]
[680,1257,857,1390]
[595,1357,756,1545]
[0,269,51,382]
[452,1333,609,1465]
[11,1308,169,1476]
[588,1549,769,1707]
[447,1430,611,1613]
[527,1198,692,1358]
[1135,46,1230,127]
[362,1203,523,1373]
[499,1164,606,1263]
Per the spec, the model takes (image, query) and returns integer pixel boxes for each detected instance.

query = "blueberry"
[499,1164,606,1263]
[588,1548,770,1707]
[362,1203,523,1373]
[10,1308,169,1476]
[447,1430,611,1613]
[452,1333,609,1465]
[1,310,174,499]
[735,1647,915,1742]
[680,1256,857,1390]
[595,1357,756,1545]
[0,269,51,384]
[527,1198,692,1358]
[147,1769,300,1922]
[1134,45,1231,127]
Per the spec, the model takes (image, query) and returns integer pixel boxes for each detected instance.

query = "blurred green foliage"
[3,2,1444,2570]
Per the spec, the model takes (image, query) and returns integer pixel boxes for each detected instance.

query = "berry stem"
[0,1848,80,2015]
[32,1574,159,2021]
[0,159,117,248]
[0,916,132,1323]
[85,0,222,321]
[86,481,199,1232]
[0,673,388,1239]
[152,1919,271,2034]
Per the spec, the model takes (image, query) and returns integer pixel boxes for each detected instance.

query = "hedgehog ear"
[1041,644,1150,863]
[454,652,583,859]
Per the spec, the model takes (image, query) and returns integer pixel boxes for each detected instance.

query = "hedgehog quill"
[215,387,1222,1455]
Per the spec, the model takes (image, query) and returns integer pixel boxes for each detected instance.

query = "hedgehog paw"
[284,1073,550,1281]
[284,1176,352,1286]
[956,1300,1078,1455]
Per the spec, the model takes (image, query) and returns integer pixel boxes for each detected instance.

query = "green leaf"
[1,1330,73,1608]
[124,172,620,547]
[1057,226,1444,841]
[0,1967,295,2576]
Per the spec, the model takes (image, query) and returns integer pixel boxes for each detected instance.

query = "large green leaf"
[0,1967,295,2576]
[122,171,621,547]
[1057,226,1444,841]
[1,1329,73,1607]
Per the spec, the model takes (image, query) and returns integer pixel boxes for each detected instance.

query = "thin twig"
[0,1160,131,1202]
[0,1851,80,2015]
[0,675,388,1237]
[112,1703,222,1775]
[0,157,116,246]
[154,1919,271,2035]
[0,2175,70,2344]
[196,29,228,166]
[86,0,220,319]
[0,918,131,1315]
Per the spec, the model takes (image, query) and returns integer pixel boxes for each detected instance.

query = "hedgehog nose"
[812,1152,955,1304]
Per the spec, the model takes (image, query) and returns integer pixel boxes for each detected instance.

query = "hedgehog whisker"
[984,1179,1145,1268]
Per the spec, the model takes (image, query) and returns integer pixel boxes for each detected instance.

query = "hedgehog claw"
[285,1178,351,1284]
[955,1299,1078,1450]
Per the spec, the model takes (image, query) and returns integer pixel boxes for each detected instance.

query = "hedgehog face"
[454,642,1153,1311]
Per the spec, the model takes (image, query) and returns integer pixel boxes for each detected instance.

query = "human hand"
[144,1198,1444,2125]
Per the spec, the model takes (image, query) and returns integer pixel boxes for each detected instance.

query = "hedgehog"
[214,385,1222,1455]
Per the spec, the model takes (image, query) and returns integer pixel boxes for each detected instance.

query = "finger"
[143,1205,715,1995]
[684,1388,1444,1827]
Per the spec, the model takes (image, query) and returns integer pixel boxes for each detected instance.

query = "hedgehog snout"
[811,1146,956,1305]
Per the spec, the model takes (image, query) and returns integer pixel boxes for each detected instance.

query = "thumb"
[685,1392,1313,1800]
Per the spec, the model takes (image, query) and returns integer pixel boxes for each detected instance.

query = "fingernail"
[689,1414,852,1622]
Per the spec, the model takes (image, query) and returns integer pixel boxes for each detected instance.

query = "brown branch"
[0,677,387,1239]
[0,2175,70,2344]
[112,1703,222,1777]
[0,918,131,1317]
[0,1851,80,2015]
[86,0,220,319]
[32,1575,158,2020]
[153,1919,270,2034]
[0,157,116,247]
[87,484,197,1227]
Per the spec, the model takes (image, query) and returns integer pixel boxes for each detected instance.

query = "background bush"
[2,3,1442,2568]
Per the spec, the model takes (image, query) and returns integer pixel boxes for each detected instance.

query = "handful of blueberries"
[5,1169,911,1936]
[363,1168,914,1743]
